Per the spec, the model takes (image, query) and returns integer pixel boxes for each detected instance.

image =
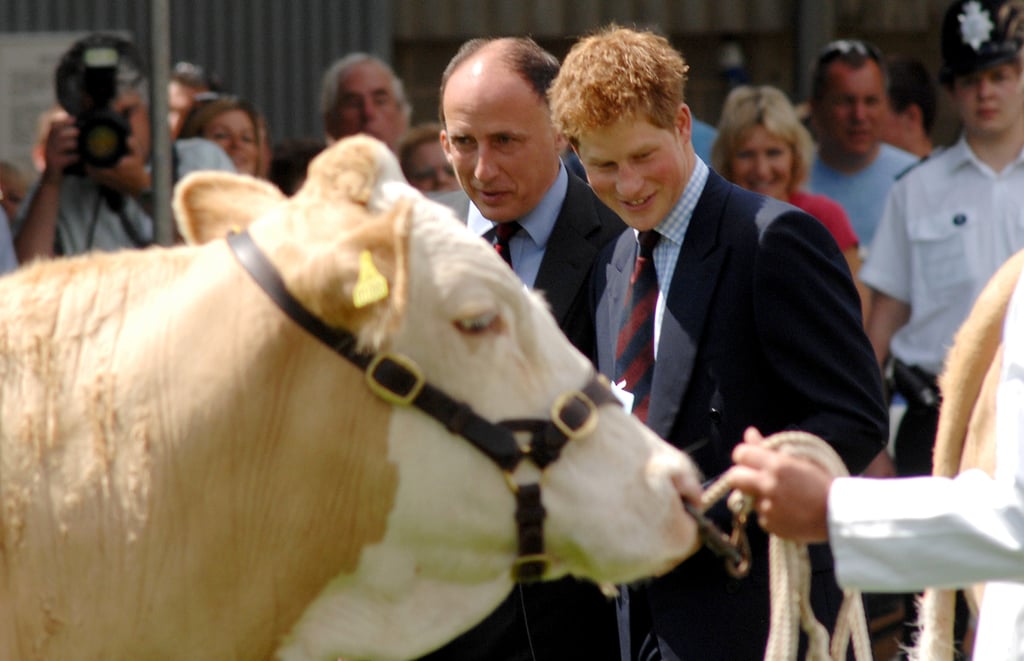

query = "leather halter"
[226,230,621,581]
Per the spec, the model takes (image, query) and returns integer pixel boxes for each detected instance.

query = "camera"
[70,46,131,170]
[57,36,142,176]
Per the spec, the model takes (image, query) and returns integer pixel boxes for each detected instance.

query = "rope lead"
[701,430,873,661]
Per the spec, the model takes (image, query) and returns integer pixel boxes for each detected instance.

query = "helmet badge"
[959,1,995,51]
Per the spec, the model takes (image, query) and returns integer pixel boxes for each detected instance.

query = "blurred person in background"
[268,138,324,196]
[168,60,221,138]
[807,39,918,249]
[178,95,264,177]
[0,166,19,273]
[880,53,938,159]
[0,161,29,223]
[320,53,410,152]
[398,122,458,193]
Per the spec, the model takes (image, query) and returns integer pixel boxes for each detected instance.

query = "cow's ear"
[174,172,286,245]
[297,134,407,210]
[288,198,412,352]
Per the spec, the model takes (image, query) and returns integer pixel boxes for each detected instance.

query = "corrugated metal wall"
[0,0,951,143]
[394,0,795,39]
[0,0,393,143]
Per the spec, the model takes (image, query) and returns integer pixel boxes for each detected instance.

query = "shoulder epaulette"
[895,156,927,181]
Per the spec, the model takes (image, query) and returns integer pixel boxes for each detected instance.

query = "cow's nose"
[649,444,702,502]
[665,455,705,559]
[670,459,703,504]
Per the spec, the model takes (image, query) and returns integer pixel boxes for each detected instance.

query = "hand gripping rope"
[699,431,873,661]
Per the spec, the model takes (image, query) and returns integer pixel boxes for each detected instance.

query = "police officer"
[861,0,1024,644]
[864,0,1024,476]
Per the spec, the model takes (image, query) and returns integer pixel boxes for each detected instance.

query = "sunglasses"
[172,61,224,93]
[816,39,883,68]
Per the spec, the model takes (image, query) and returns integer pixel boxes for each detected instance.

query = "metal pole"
[149,0,173,246]
[795,0,836,103]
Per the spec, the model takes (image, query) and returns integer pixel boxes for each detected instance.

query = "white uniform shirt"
[860,137,1024,374]
[828,266,1024,659]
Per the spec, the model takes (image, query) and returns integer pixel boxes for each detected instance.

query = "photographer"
[13,34,233,261]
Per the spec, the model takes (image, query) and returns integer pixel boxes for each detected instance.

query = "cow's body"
[912,250,1024,660]
[0,137,700,660]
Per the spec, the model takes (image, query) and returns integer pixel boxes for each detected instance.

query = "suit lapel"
[597,232,640,379]
[646,172,730,439]
[608,232,635,311]
[534,174,602,325]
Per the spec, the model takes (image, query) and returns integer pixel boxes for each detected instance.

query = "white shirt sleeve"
[828,268,1024,593]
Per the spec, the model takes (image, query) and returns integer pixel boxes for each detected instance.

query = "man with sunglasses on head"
[807,39,918,252]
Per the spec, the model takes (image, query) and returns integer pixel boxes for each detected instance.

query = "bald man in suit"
[418,36,626,661]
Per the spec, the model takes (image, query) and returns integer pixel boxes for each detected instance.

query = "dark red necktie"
[493,221,521,268]
[614,230,660,422]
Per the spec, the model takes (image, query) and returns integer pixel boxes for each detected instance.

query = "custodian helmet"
[939,0,1023,83]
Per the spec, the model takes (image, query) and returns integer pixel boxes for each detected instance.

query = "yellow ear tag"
[353,250,389,308]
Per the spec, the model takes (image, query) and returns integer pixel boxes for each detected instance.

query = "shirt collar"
[944,135,1024,177]
[467,162,567,248]
[654,156,708,246]
[943,136,978,174]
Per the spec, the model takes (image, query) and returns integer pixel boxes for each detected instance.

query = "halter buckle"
[511,553,551,582]
[365,353,426,406]
[551,390,599,441]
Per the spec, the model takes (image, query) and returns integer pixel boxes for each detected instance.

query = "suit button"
[709,408,722,423]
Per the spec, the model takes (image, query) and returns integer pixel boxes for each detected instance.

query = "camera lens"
[77,110,130,168]
[83,124,120,162]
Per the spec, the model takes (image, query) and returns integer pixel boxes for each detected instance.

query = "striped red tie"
[493,221,521,268]
[614,230,659,422]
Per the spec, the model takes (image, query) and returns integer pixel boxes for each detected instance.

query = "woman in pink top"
[712,85,868,317]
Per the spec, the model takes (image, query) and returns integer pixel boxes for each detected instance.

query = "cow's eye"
[455,311,499,335]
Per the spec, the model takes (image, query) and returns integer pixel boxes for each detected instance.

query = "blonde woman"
[712,85,868,315]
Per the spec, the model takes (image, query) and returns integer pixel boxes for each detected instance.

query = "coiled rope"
[700,430,873,661]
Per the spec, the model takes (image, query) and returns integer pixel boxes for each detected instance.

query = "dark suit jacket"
[592,171,888,660]
[420,172,627,661]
